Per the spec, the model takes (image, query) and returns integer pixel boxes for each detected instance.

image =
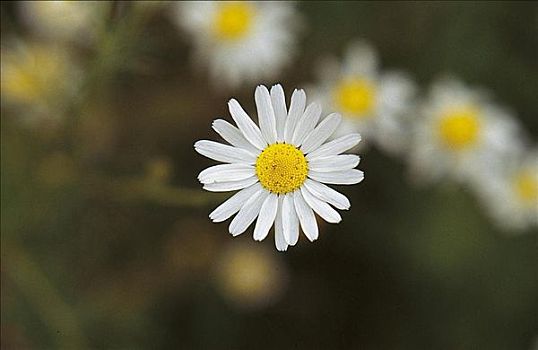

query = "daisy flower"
[173,1,300,88]
[409,78,523,185]
[18,1,108,43]
[195,84,364,251]
[474,149,538,231]
[310,41,415,154]
[1,42,81,126]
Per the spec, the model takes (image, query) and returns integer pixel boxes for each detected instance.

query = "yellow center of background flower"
[514,172,538,204]
[213,3,254,40]
[255,143,308,194]
[438,107,480,150]
[1,46,66,104]
[333,78,376,117]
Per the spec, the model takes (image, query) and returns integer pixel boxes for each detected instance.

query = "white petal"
[301,187,341,224]
[203,176,258,192]
[253,193,278,241]
[274,197,289,251]
[228,99,267,150]
[209,183,262,222]
[198,163,255,184]
[293,190,319,242]
[291,102,322,146]
[282,193,299,245]
[301,113,342,154]
[229,189,269,236]
[284,89,306,143]
[308,155,360,172]
[303,179,350,210]
[306,134,362,160]
[194,140,257,164]
[255,85,278,144]
[212,119,259,154]
[271,84,287,142]
[308,169,364,185]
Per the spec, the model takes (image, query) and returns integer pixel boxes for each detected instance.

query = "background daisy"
[474,149,538,231]
[195,84,363,251]
[1,41,81,127]
[173,1,300,89]
[408,78,523,185]
[18,1,108,43]
[309,41,415,154]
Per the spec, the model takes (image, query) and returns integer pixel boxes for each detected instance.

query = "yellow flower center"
[1,46,65,104]
[255,143,308,194]
[438,107,480,150]
[213,2,254,41]
[514,172,538,204]
[333,78,376,117]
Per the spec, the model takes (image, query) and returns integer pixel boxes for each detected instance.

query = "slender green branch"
[82,174,226,208]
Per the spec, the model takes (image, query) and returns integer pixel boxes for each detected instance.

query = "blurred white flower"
[409,78,523,185]
[18,0,108,43]
[310,41,416,154]
[173,1,300,88]
[195,84,363,251]
[474,149,538,231]
[1,42,82,126]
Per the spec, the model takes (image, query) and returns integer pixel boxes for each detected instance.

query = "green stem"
[82,174,226,208]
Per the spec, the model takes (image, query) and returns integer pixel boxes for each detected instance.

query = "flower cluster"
[186,2,536,248]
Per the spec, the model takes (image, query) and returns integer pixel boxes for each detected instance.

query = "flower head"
[174,1,300,88]
[474,149,538,231]
[409,78,523,185]
[310,41,416,154]
[195,84,364,251]
[1,42,81,126]
[18,1,107,43]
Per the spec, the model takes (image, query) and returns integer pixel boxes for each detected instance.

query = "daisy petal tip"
[271,83,283,91]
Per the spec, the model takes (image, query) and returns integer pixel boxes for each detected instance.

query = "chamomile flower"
[195,84,364,251]
[310,41,415,153]
[1,42,81,126]
[409,78,522,185]
[174,1,300,88]
[18,1,108,43]
[475,149,538,231]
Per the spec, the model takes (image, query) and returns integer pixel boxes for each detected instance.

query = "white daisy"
[1,42,82,126]
[310,41,415,154]
[173,1,300,88]
[474,149,538,231]
[18,1,108,43]
[409,77,523,185]
[195,84,364,251]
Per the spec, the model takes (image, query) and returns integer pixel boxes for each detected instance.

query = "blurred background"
[1,1,537,349]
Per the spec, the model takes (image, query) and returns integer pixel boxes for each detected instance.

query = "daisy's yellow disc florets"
[213,2,254,41]
[334,78,376,116]
[438,107,480,150]
[255,143,308,195]
[514,172,538,204]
